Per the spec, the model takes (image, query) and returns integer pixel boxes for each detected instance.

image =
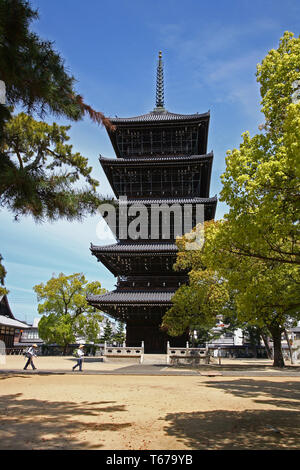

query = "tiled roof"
[0,295,15,319]
[118,196,217,205]
[87,291,174,304]
[14,340,43,345]
[100,153,213,164]
[90,242,178,253]
[108,110,209,123]
[0,315,30,328]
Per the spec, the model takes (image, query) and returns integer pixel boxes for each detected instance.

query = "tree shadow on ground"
[200,378,300,410]
[0,393,131,449]
[0,374,32,381]
[162,378,300,450]
[163,408,300,449]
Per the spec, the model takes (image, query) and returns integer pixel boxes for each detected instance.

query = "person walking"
[72,344,85,371]
[24,344,38,370]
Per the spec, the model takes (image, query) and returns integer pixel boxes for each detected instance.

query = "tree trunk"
[260,332,273,359]
[251,342,258,358]
[269,326,285,368]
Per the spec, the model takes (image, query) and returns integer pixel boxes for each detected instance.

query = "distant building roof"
[0,295,15,319]
[0,315,29,329]
[0,295,30,329]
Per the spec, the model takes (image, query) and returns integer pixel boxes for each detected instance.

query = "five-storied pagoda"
[87,52,217,353]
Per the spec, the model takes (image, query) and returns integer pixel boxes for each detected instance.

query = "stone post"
[166,341,170,364]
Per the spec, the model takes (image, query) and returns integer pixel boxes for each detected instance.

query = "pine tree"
[102,321,114,344]
[0,0,112,130]
[113,322,126,345]
[0,1,115,286]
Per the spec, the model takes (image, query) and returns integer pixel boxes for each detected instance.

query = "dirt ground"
[0,356,300,450]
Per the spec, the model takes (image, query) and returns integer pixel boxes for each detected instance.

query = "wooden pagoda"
[87,52,217,353]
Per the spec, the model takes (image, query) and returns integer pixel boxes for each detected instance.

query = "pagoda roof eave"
[117,195,218,205]
[90,242,178,254]
[90,245,186,277]
[87,291,175,305]
[107,110,210,125]
[100,152,213,165]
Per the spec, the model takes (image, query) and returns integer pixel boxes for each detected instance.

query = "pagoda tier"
[90,242,181,276]
[106,110,210,159]
[102,195,217,242]
[87,293,187,351]
[100,153,214,199]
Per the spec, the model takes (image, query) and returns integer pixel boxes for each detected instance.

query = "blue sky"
[1,0,299,323]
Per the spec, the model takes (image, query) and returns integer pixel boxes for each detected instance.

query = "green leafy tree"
[0,254,8,296]
[174,221,299,367]
[34,273,105,354]
[164,33,300,368]
[38,313,74,354]
[220,32,299,267]
[162,270,229,337]
[162,228,236,338]
[207,32,300,367]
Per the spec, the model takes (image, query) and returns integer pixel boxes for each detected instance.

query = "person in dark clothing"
[24,344,38,370]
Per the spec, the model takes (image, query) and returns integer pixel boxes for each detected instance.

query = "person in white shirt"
[72,344,85,371]
[24,344,38,370]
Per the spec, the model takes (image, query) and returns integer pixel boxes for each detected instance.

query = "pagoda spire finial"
[154,51,165,111]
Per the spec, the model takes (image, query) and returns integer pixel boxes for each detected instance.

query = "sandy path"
[0,372,299,450]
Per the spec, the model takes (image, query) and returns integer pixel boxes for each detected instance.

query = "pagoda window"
[115,124,201,158]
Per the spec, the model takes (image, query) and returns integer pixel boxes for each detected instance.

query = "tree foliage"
[0,254,8,296]
[209,32,300,366]
[162,266,230,337]
[0,0,112,129]
[34,273,105,353]
[220,32,300,267]
[164,221,300,367]
[163,32,300,367]
[0,112,109,221]
[113,321,126,344]
[102,321,114,343]
[0,0,115,287]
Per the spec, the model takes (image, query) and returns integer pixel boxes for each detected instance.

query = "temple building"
[87,52,217,353]
[0,295,29,350]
